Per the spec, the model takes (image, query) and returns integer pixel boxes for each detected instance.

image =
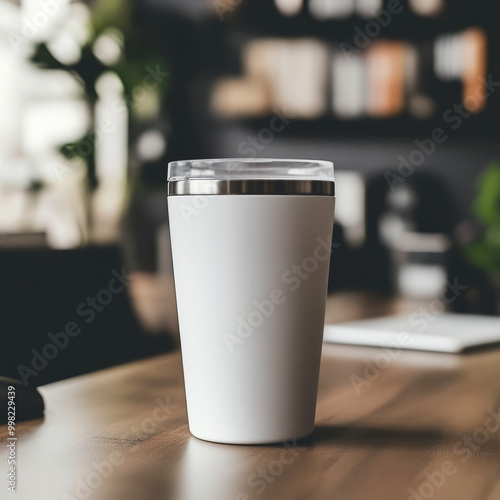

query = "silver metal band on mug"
[168,179,335,196]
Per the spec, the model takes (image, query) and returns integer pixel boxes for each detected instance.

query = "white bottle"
[168,159,335,444]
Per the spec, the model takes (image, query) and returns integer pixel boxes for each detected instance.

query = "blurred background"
[1,0,500,385]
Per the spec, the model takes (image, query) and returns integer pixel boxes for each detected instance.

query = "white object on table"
[324,313,500,353]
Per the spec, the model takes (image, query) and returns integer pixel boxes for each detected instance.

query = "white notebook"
[324,313,500,354]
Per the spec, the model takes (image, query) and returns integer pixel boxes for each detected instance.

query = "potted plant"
[465,161,500,312]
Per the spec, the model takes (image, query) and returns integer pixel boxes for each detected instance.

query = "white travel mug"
[168,159,335,444]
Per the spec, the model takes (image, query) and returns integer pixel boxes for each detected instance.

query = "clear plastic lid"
[167,158,334,182]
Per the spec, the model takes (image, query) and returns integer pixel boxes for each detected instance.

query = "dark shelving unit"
[202,0,500,140]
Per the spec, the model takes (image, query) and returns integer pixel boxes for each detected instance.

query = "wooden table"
[2,339,500,500]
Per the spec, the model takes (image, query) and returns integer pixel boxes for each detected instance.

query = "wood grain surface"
[2,331,500,500]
